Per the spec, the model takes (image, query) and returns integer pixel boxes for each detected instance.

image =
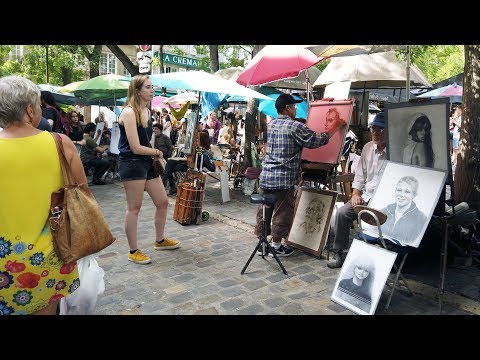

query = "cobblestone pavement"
[90,177,479,315]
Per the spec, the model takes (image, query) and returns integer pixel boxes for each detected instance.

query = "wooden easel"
[299,162,354,203]
[434,171,455,314]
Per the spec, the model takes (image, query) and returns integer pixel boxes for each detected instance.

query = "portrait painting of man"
[361,161,447,248]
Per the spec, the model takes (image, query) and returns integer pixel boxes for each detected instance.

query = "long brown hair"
[199,130,211,150]
[125,74,149,128]
[66,109,82,132]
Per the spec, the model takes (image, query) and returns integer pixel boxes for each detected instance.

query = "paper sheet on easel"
[220,168,230,204]
[95,121,104,145]
[324,81,351,100]
[109,122,120,154]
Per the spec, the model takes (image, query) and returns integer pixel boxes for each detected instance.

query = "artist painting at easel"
[254,94,346,257]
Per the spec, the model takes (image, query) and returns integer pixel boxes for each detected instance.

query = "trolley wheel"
[202,211,210,221]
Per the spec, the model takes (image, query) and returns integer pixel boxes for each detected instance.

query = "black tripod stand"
[241,194,288,275]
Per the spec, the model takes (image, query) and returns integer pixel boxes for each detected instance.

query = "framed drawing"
[361,161,447,248]
[385,98,451,172]
[301,99,353,165]
[331,239,397,315]
[183,111,198,155]
[285,187,337,257]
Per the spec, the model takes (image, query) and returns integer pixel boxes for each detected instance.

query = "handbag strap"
[50,132,84,187]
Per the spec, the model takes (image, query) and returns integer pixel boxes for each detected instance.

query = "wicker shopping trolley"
[173,149,210,225]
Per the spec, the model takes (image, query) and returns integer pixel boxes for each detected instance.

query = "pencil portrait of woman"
[334,256,375,313]
[402,113,434,168]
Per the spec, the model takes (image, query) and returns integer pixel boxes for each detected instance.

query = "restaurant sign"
[154,52,200,68]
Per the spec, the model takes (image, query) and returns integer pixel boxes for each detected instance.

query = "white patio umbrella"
[79,105,117,128]
[214,66,245,81]
[312,51,431,89]
[305,45,408,58]
[165,92,199,104]
[150,71,271,100]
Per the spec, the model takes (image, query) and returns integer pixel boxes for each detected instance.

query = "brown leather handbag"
[152,157,165,177]
[145,126,164,177]
[49,133,116,264]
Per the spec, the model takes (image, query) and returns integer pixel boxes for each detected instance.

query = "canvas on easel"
[301,99,354,165]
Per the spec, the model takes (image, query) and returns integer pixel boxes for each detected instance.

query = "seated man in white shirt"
[327,112,387,268]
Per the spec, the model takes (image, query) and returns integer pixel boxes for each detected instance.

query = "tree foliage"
[398,45,464,84]
[0,45,87,85]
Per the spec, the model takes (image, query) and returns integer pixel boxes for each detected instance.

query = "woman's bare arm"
[412,142,430,167]
[58,133,88,184]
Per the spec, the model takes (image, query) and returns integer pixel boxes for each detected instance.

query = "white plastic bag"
[59,255,105,315]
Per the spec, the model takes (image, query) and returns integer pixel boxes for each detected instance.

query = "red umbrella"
[236,45,322,87]
[418,83,463,98]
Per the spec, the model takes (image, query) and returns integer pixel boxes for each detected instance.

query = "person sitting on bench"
[80,122,110,185]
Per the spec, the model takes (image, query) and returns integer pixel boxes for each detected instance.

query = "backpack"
[50,107,69,136]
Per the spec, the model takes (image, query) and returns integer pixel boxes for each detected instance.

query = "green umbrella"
[58,80,86,93]
[73,74,131,102]
[37,84,80,106]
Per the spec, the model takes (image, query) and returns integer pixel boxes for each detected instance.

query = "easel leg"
[439,221,449,314]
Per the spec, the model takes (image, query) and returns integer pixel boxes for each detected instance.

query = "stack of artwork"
[330,98,450,314]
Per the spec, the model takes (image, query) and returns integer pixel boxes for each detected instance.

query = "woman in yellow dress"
[0,75,85,315]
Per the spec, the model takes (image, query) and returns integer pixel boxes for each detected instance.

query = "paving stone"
[243,279,268,291]
[217,279,240,288]
[193,307,219,315]
[220,298,245,311]
[300,274,321,283]
[219,286,246,297]
[264,296,287,308]
[236,303,264,315]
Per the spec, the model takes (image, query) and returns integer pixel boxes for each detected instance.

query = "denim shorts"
[452,137,459,150]
[118,156,156,182]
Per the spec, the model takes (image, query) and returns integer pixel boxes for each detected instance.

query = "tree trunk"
[159,45,165,73]
[244,45,264,167]
[89,45,102,78]
[106,45,139,76]
[78,45,102,78]
[60,67,71,86]
[244,97,259,167]
[159,45,167,95]
[209,45,219,73]
[454,45,480,212]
